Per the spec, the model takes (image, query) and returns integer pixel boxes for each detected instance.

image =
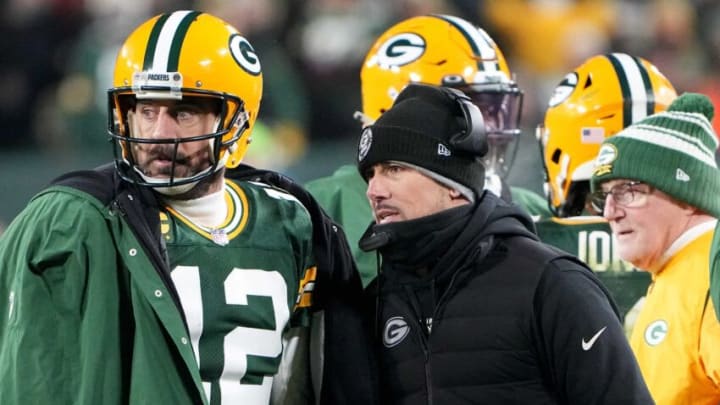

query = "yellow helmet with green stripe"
[360,14,523,179]
[538,53,677,217]
[108,11,263,188]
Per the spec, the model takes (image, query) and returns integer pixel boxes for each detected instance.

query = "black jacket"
[366,192,652,405]
[52,163,378,405]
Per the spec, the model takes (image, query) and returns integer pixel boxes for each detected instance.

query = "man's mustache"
[138,144,191,165]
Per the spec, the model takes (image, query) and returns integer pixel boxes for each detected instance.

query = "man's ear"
[449,188,464,200]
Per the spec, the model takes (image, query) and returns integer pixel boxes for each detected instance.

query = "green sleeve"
[510,186,552,219]
[305,165,378,287]
[0,189,126,404]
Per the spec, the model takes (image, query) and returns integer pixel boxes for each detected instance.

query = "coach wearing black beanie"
[356,83,653,404]
[357,83,487,201]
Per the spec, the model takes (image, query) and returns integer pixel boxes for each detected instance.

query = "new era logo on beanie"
[591,92,720,218]
[356,84,487,195]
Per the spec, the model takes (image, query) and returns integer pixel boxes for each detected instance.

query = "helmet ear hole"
[561,181,590,217]
[551,148,562,164]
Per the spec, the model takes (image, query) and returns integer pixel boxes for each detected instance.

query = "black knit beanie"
[356,84,487,194]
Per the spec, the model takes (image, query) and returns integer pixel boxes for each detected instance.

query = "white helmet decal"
[375,33,426,67]
[230,34,261,76]
[548,72,578,108]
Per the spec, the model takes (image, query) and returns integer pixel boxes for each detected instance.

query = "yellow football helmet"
[360,14,523,179]
[539,53,677,217]
[108,10,263,187]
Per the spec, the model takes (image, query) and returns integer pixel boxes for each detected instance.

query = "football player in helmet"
[536,52,677,330]
[358,15,523,192]
[306,14,547,286]
[108,11,262,196]
[0,11,371,404]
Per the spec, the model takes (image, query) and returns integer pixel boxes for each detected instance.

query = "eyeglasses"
[589,181,653,215]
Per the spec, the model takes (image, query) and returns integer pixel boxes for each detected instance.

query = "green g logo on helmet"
[230,34,261,76]
[547,72,578,108]
[375,33,426,67]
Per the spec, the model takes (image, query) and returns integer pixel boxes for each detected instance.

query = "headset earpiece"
[442,87,488,156]
[386,83,489,157]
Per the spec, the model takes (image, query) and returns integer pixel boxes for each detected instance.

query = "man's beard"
[132,142,224,199]
[160,168,225,200]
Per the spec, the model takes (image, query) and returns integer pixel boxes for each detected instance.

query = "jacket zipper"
[400,285,434,404]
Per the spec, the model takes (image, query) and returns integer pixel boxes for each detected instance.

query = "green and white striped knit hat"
[591,92,720,218]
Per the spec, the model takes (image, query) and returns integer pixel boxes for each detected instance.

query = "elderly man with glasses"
[590,93,720,405]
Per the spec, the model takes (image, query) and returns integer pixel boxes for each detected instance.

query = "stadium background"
[1,0,720,230]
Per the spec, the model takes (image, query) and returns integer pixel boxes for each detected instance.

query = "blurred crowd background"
[1,0,720,228]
